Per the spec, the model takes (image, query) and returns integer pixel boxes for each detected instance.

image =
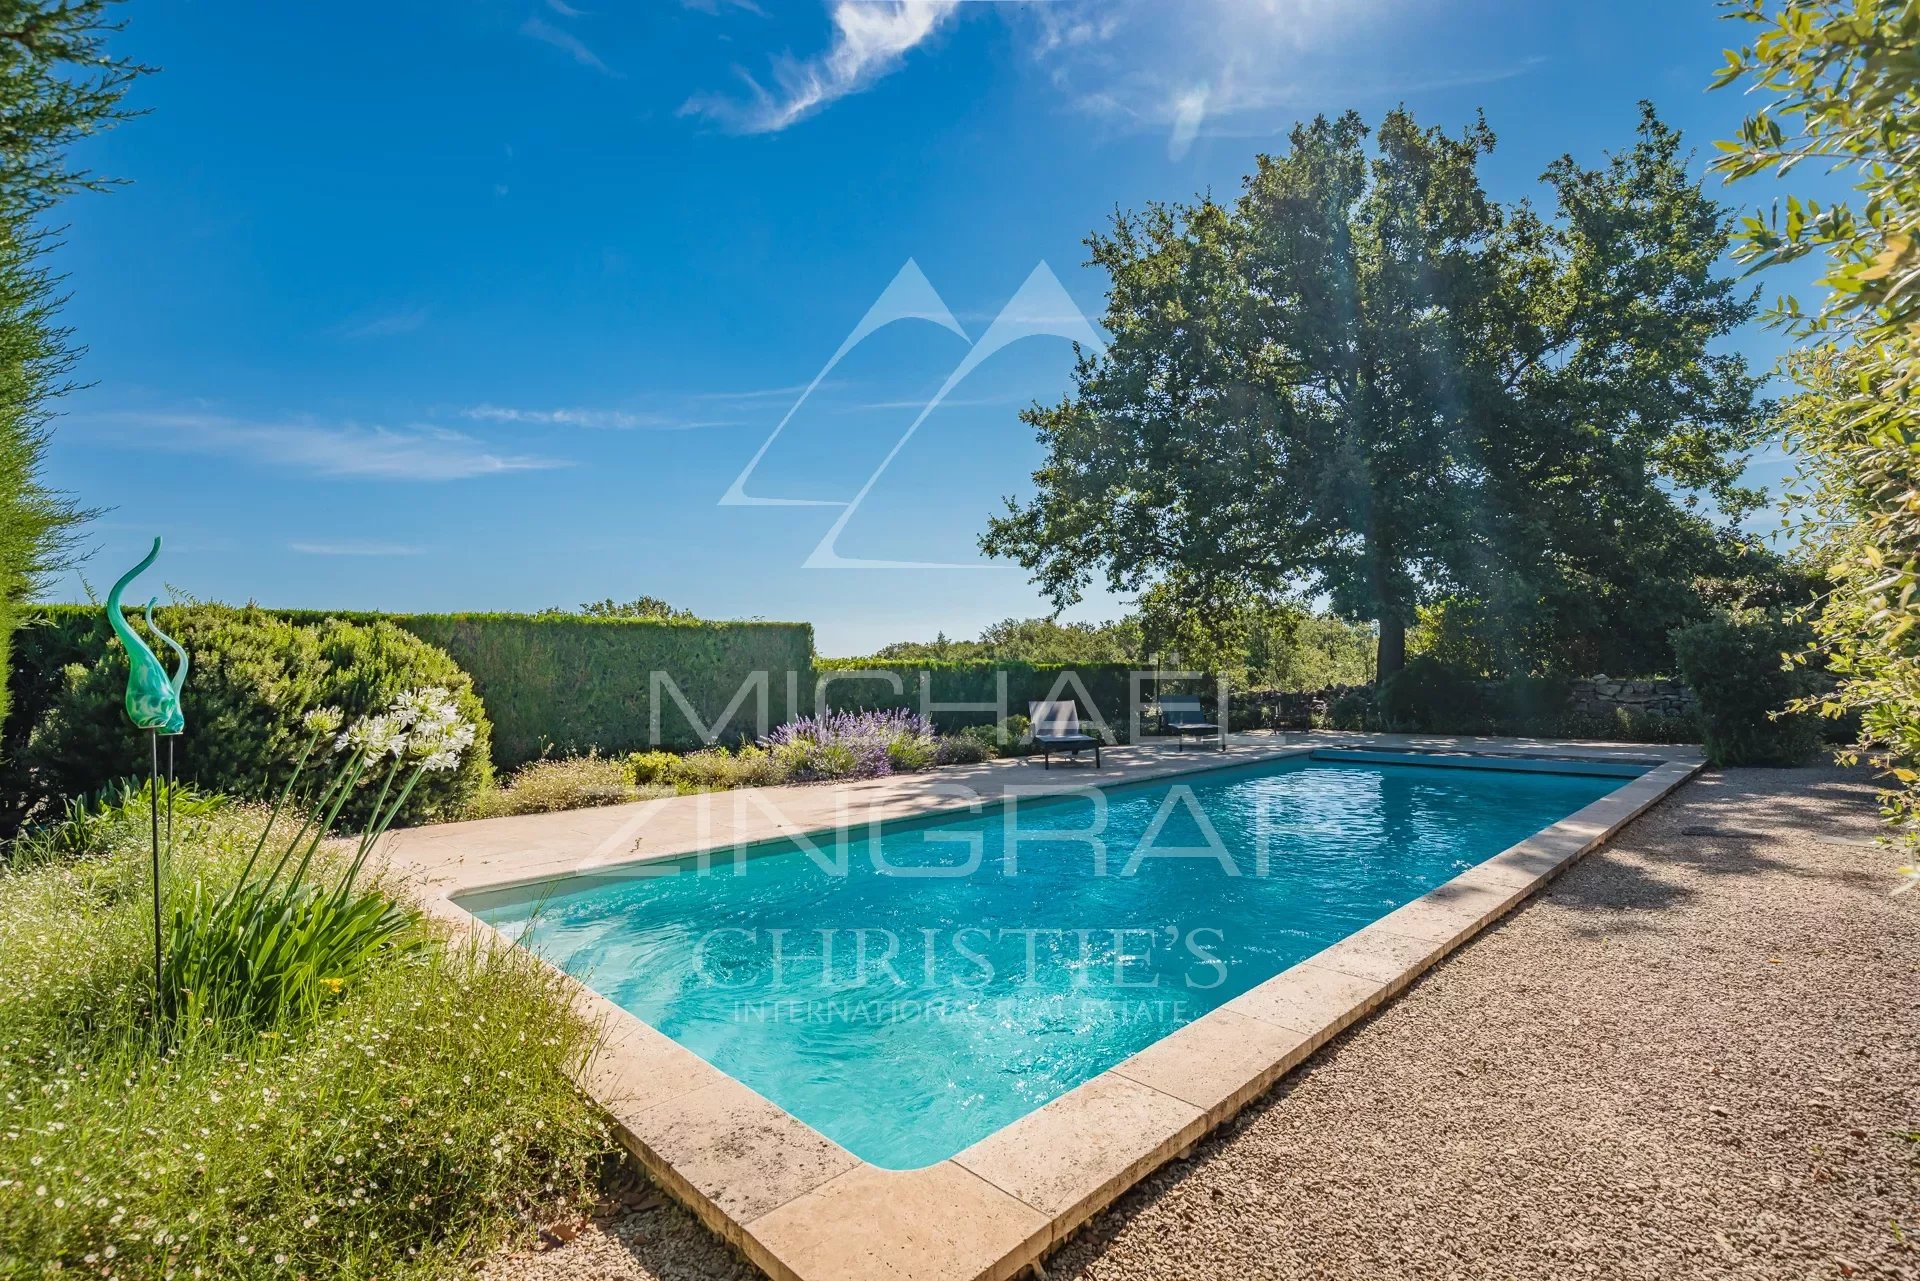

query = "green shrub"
[1377,656,1489,732]
[1671,614,1824,766]
[767,738,861,781]
[465,753,666,819]
[0,798,607,1277]
[956,724,1005,755]
[674,744,791,791]
[1227,701,1275,732]
[3,606,491,831]
[1328,688,1380,731]
[13,607,815,776]
[9,777,224,866]
[943,720,1035,757]
[933,734,993,765]
[1558,706,1705,745]
[625,749,682,786]
[1495,674,1573,728]
[885,733,936,772]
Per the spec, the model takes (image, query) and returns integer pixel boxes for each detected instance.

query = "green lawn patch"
[0,801,609,1278]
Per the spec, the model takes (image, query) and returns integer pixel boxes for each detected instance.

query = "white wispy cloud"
[95,412,568,481]
[339,305,428,339]
[682,0,960,133]
[460,403,735,430]
[290,540,427,557]
[1012,0,1543,157]
[678,0,1541,146]
[688,380,841,404]
[521,13,614,75]
[1166,85,1208,161]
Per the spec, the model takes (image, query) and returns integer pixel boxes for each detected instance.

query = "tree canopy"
[566,596,695,621]
[868,616,1141,665]
[857,602,1375,690]
[982,104,1769,678]
[1711,0,1920,873]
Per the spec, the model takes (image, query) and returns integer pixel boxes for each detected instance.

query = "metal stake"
[148,728,163,1016]
[166,736,175,860]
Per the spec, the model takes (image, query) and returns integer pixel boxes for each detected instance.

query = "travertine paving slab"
[619,1077,860,1232]
[954,1072,1204,1235]
[1307,926,1450,992]
[1375,884,1515,944]
[1110,1008,1316,1124]
[742,1162,1050,1281]
[1223,961,1388,1043]
[581,1015,728,1120]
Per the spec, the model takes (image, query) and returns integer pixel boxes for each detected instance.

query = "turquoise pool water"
[462,752,1634,1169]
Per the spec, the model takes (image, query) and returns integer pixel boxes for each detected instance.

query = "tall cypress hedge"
[812,658,1136,735]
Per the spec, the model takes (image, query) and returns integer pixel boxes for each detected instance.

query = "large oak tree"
[982,105,1767,677]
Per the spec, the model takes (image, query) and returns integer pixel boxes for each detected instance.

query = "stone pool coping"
[387,737,1702,1281]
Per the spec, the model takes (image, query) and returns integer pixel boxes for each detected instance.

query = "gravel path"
[483,765,1920,1281]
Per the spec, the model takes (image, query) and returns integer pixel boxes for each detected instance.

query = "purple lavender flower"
[763,708,935,780]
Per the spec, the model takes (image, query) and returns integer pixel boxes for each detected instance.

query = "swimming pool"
[461,751,1642,1169]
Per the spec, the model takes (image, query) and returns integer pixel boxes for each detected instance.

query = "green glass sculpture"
[106,536,187,1021]
[144,597,188,736]
[105,538,183,733]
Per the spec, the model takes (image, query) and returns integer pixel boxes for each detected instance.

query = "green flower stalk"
[163,688,477,1034]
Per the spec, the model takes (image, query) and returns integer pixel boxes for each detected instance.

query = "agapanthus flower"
[389,689,474,769]
[391,687,460,730]
[418,748,462,774]
[343,713,407,760]
[301,706,345,736]
[407,720,475,765]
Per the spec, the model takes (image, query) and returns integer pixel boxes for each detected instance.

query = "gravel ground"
[483,765,1920,1281]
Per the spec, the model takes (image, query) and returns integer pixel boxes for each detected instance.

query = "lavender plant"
[762,708,937,781]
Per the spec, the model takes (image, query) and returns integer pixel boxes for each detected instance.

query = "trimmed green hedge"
[813,659,1136,736]
[279,612,816,766]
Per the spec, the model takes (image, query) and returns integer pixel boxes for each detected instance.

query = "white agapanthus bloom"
[344,712,408,760]
[331,689,472,771]
[419,748,462,774]
[301,706,345,736]
[390,687,448,729]
[396,689,474,769]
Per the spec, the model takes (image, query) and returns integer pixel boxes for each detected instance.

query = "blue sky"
[45,0,1812,655]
